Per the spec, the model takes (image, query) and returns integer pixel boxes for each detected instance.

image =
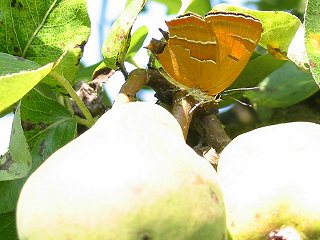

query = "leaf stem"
[50,71,95,127]
[74,116,91,128]
[113,69,148,107]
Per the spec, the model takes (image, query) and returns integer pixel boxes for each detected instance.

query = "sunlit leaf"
[150,0,181,15]
[0,53,53,113]
[179,0,211,16]
[0,105,31,181]
[305,0,320,87]
[102,0,147,70]
[246,0,303,11]
[0,0,90,84]
[125,26,148,64]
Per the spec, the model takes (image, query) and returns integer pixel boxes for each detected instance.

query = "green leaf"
[0,85,77,214]
[0,53,39,74]
[76,62,101,82]
[102,0,147,70]
[305,0,320,87]
[125,26,148,65]
[0,53,54,113]
[180,0,211,16]
[230,53,286,90]
[0,105,14,118]
[247,0,303,11]
[287,25,308,70]
[151,0,181,14]
[92,61,112,79]
[0,105,32,181]
[0,0,90,84]
[20,86,77,168]
[0,178,25,213]
[0,211,18,240]
[245,62,319,108]
[212,4,301,60]
[219,53,286,107]
[151,0,211,15]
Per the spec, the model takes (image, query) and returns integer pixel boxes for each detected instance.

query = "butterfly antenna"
[222,86,259,95]
[222,95,253,107]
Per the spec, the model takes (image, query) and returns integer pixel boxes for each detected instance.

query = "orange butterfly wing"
[157,13,262,96]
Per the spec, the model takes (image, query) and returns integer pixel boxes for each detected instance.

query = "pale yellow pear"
[17,102,226,240]
[218,122,320,240]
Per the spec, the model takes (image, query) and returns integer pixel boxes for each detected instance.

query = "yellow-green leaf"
[305,0,320,87]
[0,105,31,181]
[150,0,181,14]
[0,53,53,113]
[179,0,211,16]
[102,0,147,70]
[125,26,148,65]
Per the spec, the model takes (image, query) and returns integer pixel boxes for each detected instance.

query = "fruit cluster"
[17,102,320,239]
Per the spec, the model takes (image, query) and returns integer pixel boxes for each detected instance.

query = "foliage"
[0,0,319,239]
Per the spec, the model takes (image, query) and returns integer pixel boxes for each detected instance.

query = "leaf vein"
[22,0,59,57]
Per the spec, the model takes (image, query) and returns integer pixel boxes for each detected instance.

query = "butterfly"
[150,12,262,101]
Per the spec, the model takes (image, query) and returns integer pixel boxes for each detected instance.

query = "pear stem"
[193,111,231,153]
[113,69,149,107]
[171,90,195,140]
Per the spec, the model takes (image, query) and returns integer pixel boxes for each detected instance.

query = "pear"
[217,122,320,239]
[17,102,227,240]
